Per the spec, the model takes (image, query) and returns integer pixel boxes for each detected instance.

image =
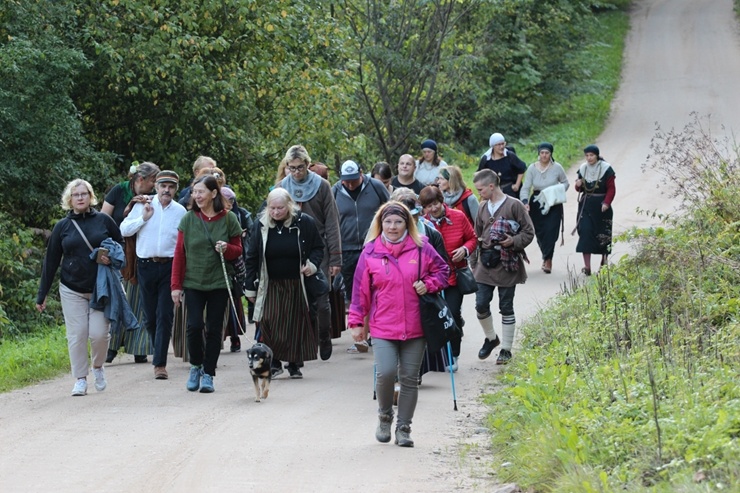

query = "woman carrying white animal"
[519,142,569,274]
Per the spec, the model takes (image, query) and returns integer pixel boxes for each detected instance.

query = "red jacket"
[424,205,477,287]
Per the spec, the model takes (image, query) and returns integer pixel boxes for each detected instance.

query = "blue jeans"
[137,259,174,367]
[475,283,516,318]
[184,288,228,376]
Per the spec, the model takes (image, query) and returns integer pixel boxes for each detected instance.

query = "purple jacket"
[348,235,449,341]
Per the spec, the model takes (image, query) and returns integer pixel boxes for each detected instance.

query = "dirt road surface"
[2,1,740,491]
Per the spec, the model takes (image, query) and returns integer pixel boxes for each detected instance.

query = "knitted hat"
[420,139,438,152]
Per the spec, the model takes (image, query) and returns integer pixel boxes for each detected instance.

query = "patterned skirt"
[260,278,317,363]
[108,281,152,355]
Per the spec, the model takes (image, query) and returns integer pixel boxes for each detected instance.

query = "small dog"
[246,343,273,402]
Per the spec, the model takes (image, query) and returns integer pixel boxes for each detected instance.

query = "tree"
[340,0,473,164]
[0,0,114,228]
[69,0,360,207]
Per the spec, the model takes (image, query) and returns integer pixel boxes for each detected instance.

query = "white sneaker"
[71,378,88,396]
[92,367,107,392]
[444,357,458,373]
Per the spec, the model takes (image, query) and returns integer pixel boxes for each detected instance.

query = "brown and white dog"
[246,343,273,402]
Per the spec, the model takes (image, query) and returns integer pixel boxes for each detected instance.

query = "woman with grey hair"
[244,188,325,379]
[101,162,160,363]
[36,179,123,396]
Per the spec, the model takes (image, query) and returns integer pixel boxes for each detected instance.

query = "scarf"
[580,160,611,184]
[429,210,452,227]
[381,231,408,258]
[119,179,135,205]
[442,188,463,208]
[280,171,322,203]
[489,217,529,271]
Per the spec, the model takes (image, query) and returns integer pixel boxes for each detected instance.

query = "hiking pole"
[218,247,253,345]
[373,362,377,400]
[445,341,458,411]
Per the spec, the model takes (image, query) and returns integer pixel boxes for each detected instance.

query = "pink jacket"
[348,235,449,341]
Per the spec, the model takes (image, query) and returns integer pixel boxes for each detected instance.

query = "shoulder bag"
[454,263,478,295]
[417,247,461,353]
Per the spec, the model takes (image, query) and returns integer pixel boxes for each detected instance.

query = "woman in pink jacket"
[349,201,449,448]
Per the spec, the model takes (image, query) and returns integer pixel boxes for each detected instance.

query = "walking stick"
[218,248,254,346]
[445,341,458,411]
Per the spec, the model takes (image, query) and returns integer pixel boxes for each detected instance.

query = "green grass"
[0,326,69,392]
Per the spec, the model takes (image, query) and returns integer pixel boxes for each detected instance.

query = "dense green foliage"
[485,118,740,491]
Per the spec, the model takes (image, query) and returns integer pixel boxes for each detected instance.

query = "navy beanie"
[538,142,554,154]
[421,139,438,152]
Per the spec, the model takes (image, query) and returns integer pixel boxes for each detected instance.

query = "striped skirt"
[108,281,153,355]
[260,278,317,363]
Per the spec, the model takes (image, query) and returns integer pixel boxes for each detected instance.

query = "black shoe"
[319,337,332,361]
[230,344,241,353]
[287,363,303,379]
[478,337,501,360]
[105,349,117,364]
[496,348,512,365]
[134,355,148,363]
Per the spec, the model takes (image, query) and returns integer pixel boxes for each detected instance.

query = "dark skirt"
[109,281,152,355]
[529,202,563,260]
[260,278,317,363]
[576,195,613,254]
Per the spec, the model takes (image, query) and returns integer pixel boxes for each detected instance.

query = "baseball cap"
[340,160,361,180]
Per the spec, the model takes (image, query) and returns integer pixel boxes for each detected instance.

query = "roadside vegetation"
[485,116,740,491]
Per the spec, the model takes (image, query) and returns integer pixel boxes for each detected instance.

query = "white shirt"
[414,159,448,187]
[120,195,186,258]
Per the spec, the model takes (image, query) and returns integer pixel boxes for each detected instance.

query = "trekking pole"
[445,341,458,411]
[218,248,253,345]
[373,363,377,400]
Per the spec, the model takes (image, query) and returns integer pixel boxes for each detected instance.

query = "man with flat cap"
[121,170,187,380]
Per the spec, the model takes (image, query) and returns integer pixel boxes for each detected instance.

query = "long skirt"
[529,202,563,260]
[108,281,152,355]
[260,278,317,364]
[576,195,613,254]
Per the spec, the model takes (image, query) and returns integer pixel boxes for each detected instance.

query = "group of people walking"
[36,135,615,448]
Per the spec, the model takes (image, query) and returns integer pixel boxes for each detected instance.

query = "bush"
[0,213,61,339]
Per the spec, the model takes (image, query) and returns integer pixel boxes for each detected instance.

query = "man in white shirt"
[121,170,187,380]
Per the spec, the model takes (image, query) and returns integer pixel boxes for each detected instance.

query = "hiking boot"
[71,378,87,396]
[478,336,501,360]
[105,349,117,364]
[134,355,148,363]
[154,366,168,380]
[186,365,202,391]
[319,336,332,361]
[496,349,512,365]
[199,373,215,393]
[394,425,414,447]
[287,363,303,379]
[92,367,107,392]
[376,414,393,443]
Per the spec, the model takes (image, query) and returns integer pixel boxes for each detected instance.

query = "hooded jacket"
[332,175,389,252]
[348,235,448,341]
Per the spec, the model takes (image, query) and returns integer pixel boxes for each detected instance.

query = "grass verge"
[0,326,69,393]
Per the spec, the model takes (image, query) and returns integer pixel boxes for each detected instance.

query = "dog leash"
[218,247,256,346]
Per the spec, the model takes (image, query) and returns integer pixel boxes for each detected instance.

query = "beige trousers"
[59,284,110,378]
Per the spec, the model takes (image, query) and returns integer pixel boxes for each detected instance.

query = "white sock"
[501,314,516,350]
[477,313,496,341]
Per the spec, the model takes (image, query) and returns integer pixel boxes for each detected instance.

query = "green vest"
[179,211,242,291]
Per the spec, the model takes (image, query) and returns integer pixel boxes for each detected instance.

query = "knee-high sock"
[477,312,496,341]
[501,314,516,351]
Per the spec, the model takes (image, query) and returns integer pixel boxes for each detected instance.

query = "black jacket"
[37,209,123,301]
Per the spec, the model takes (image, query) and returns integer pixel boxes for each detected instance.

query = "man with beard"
[121,170,187,380]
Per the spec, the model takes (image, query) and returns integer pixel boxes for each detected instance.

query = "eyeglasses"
[287,165,306,173]
[72,192,90,199]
